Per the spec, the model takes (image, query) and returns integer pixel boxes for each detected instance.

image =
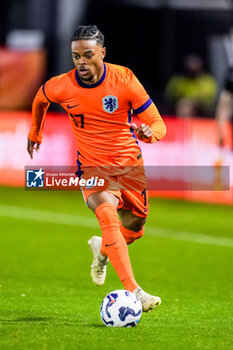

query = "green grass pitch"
[0,186,232,350]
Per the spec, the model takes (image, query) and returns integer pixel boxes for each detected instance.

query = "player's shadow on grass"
[0,317,52,324]
[0,318,103,327]
[83,324,105,328]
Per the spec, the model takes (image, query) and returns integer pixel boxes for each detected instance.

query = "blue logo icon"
[26,169,45,187]
[103,95,118,113]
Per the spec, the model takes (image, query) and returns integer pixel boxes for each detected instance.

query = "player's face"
[71,40,106,84]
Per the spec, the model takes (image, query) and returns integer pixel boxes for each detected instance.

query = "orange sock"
[119,221,144,245]
[95,202,138,292]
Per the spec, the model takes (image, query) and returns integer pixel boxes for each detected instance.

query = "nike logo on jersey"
[67,104,80,109]
[105,241,118,247]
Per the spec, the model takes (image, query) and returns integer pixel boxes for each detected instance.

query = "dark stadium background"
[1,0,233,111]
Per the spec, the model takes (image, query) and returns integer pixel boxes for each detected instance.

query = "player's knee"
[125,216,146,232]
[87,191,119,213]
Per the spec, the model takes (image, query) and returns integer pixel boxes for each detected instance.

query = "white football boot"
[88,236,109,286]
[133,287,161,312]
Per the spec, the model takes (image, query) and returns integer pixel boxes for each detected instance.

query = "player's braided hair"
[71,25,104,46]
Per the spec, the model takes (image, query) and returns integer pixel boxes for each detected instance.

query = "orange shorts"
[80,165,149,217]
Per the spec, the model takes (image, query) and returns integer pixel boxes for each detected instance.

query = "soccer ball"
[100,289,142,327]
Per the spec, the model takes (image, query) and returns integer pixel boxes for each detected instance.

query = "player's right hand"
[132,123,152,141]
[27,138,40,159]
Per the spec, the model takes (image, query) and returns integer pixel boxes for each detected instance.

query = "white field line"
[0,204,98,229]
[146,227,233,248]
[0,204,233,249]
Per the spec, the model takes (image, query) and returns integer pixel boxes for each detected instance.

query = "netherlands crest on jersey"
[102,95,118,114]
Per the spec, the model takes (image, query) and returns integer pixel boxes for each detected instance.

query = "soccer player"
[27,25,166,312]
[215,66,233,148]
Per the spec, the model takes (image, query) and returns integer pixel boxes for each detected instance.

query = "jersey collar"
[75,63,106,88]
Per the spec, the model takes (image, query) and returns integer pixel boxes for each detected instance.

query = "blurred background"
[0,0,233,203]
[1,4,233,348]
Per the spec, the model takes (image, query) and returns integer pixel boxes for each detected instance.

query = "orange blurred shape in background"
[0,48,46,110]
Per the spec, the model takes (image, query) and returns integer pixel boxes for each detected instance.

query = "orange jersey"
[28,63,166,166]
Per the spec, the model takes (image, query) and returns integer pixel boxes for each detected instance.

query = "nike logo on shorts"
[105,241,118,247]
[67,104,80,109]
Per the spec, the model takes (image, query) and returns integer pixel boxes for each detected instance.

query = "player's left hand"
[132,123,153,140]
